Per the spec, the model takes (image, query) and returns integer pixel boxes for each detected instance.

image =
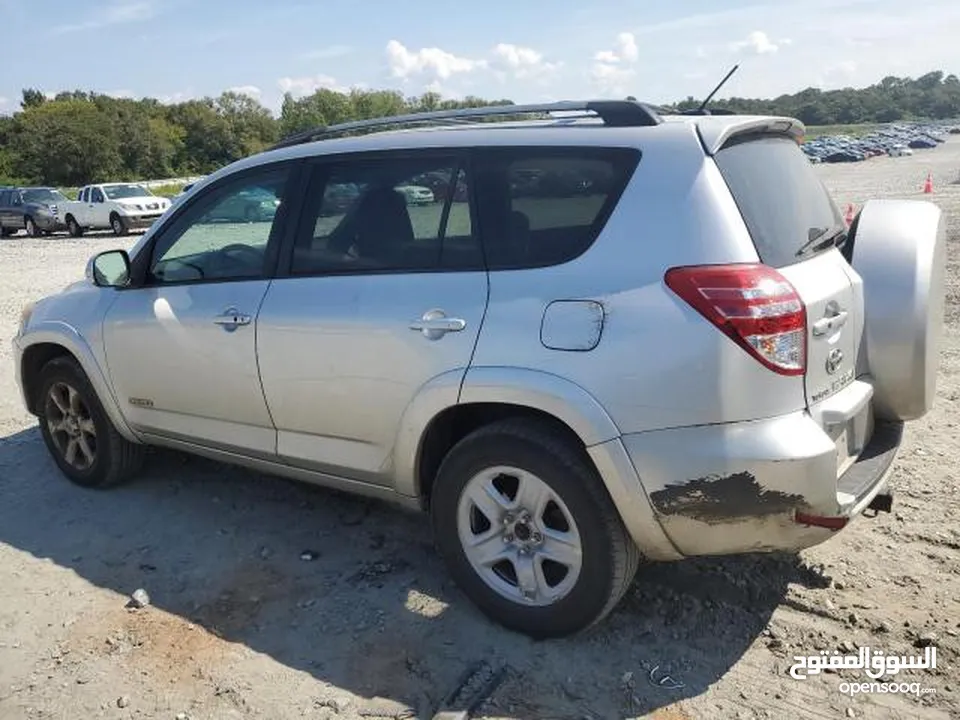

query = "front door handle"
[213,307,252,332]
[812,310,848,337]
[410,309,466,340]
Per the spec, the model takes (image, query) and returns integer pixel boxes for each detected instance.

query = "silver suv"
[12,101,946,639]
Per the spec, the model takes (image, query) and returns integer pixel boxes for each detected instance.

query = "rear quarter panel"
[469,125,807,435]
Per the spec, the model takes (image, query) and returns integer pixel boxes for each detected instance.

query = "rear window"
[714,134,843,268]
[474,147,640,269]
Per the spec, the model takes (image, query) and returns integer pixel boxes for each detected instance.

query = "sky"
[1,0,958,116]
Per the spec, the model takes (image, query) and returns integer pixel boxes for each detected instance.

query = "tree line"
[1,70,957,187]
[670,70,960,126]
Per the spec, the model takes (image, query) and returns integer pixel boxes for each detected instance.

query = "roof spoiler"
[697,117,806,155]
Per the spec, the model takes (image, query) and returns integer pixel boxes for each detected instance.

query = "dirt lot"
[1,141,958,720]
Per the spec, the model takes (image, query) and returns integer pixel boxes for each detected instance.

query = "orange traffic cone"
[844,203,855,226]
[923,172,934,194]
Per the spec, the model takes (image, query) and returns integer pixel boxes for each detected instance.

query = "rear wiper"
[796,225,846,257]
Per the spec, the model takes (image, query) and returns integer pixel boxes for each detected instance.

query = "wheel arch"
[395,366,681,561]
[19,330,140,443]
[394,366,622,503]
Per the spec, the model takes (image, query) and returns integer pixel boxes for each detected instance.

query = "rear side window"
[290,154,480,275]
[474,148,639,269]
[714,134,843,268]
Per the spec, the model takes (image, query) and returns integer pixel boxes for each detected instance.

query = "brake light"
[664,263,807,376]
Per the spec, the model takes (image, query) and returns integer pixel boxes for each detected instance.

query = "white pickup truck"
[63,183,172,237]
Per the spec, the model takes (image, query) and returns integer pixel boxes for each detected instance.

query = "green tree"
[20,88,46,110]
[11,100,122,185]
[214,91,279,156]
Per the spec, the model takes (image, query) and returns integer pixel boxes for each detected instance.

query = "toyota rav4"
[12,101,946,639]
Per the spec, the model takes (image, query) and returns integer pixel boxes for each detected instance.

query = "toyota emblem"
[825,348,844,375]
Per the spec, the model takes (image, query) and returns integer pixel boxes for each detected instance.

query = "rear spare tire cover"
[849,198,946,421]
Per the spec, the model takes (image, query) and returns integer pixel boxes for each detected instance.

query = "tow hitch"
[864,491,894,517]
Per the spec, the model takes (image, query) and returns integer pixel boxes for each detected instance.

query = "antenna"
[695,64,740,114]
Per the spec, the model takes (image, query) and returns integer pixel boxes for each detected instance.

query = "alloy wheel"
[456,465,583,606]
[44,381,97,471]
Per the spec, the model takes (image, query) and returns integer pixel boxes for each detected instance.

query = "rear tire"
[36,356,145,489]
[430,418,640,639]
[0,227,13,238]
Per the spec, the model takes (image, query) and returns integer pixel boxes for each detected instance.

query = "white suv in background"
[62,183,172,237]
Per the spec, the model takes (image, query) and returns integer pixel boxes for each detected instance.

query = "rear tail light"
[664,263,807,376]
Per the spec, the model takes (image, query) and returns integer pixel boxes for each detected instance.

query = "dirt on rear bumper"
[621,409,903,557]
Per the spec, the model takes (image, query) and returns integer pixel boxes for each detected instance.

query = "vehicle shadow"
[0,425,829,719]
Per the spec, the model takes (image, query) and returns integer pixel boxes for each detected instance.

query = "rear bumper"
[620,379,903,557]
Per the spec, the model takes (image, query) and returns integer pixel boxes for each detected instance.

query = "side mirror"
[86,250,131,288]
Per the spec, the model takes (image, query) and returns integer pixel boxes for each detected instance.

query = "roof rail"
[268,99,663,150]
[679,107,737,116]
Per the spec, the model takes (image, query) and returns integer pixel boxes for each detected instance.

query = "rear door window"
[289,154,480,275]
[714,134,844,268]
[473,147,640,269]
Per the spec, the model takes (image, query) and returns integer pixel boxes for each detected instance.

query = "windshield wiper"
[796,224,846,257]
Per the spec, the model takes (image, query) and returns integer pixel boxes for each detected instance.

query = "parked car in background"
[201,186,281,223]
[888,144,914,157]
[0,186,69,237]
[395,184,435,205]
[12,101,946,640]
[801,122,949,164]
[62,183,172,237]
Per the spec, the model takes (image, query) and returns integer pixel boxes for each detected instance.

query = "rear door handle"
[812,310,848,337]
[213,307,252,332]
[410,309,466,340]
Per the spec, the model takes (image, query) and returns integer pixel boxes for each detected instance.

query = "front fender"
[17,323,141,443]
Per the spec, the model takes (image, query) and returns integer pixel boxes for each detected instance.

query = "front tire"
[431,418,640,639]
[25,216,40,238]
[37,357,145,488]
[66,215,84,237]
[110,213,128,236]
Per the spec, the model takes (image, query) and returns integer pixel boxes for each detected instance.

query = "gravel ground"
[1,141,959,720]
